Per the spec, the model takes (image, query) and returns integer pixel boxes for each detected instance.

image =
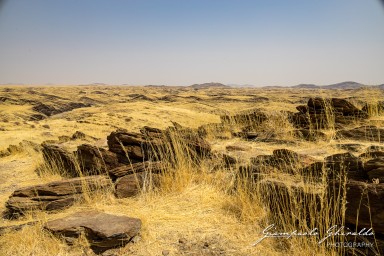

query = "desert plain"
[0,84,383,256]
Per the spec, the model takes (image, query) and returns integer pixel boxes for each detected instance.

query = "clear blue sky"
[0,0,383,86]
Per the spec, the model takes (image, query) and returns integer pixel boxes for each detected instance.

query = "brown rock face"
[301,153,366,181]
[115,172,159,198]
[337,126,384,142]
[330,180,384,234]
[294,129,326,141]
[107,131,159,163]
[308,98,367,117]
[41,143,78,177]
[5,176,112,217]
[108,161,163,179]
[77,144,120,174]
[364,157,384,182]
[249,149,306,174]
[44,211,141,253]
[289,98,368,129]
[220,109,267,127]
[107,127,211,164]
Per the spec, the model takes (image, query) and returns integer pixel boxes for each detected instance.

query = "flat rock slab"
[45,211,141,253]
[5,175,112,216]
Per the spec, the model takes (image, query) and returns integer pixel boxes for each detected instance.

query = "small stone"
[179,238,187,244]
[162,250,170,256]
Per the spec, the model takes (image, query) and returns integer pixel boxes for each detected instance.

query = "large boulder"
[329,180,384,234]
[289,98,368,129]
[107,127,211,164]
[76,144,120,174]
[41,143,78,177]
[108,161,163,179]
[302,153,366,181]
[107,131,155,163]
[5,176,112,217]
[308,98,367,117]
[45,210,141,253]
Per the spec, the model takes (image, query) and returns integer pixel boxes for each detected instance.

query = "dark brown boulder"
[71,131,86,140]
[44,210,141,253]
[308,98,367,117]
[301,153,366,181]
[108,161,163,179]
[290,98,368,130]
[222,154,238,167]
[115,172,159,198]
[107,131,154,163]
[288,112,310,128]
[295,105,308,114]
[220,109,267,127]
[329,180,384,234]
[301,161,326,180]
[77,144,120,174]
[5,176,112,217]
[273,148,299,160]
[107,127,211,165]
[324,152,365,180]
[41,143,78,177]
[249,149,303,174]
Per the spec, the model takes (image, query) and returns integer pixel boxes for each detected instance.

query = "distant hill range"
[225,81,383,89]
[189,82,231,89]
[290,81,384,89]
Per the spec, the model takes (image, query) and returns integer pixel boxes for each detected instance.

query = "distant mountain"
[227,84,255,88]
[323,81,364,89]
[189,82,230,89]
[291,81,383,89]
[293,84,318,89]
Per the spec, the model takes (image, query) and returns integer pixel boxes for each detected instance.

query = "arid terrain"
[0,85,383,256]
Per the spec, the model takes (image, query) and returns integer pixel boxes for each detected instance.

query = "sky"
[0,0,383,86]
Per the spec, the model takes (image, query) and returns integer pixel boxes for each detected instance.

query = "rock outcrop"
[364,157,384,182]
[45,211,141,253]
[220,109,267,128]
[77,144,120,174]
[41,143,79,177]
[336,126,384,142]
[5,176,112,217]
[289,98,368,130]
[115,172,160,198]
[107,127,211,164]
